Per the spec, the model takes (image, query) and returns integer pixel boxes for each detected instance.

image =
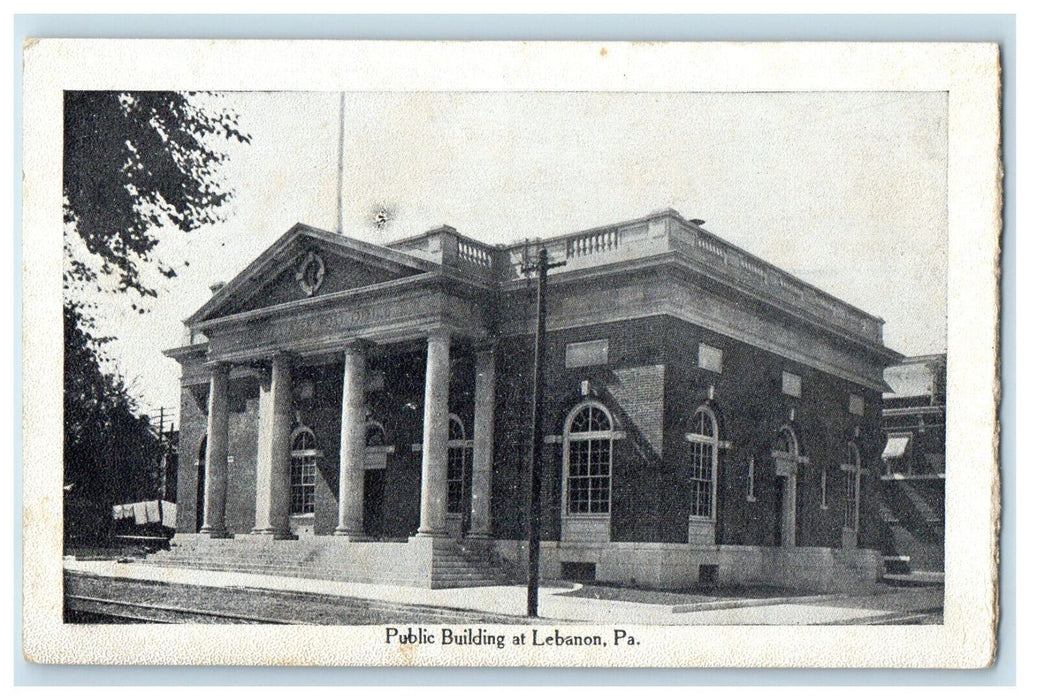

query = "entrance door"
[446,414,473,538]
[775,467,798,547]
[363,422,392,538]
[363,469,386,537]
[772,426,801,548]
[195,437,207,532]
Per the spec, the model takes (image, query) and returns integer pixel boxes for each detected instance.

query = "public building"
[163,209,901,591]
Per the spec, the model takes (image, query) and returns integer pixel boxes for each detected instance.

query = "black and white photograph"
[21,39,1001,667]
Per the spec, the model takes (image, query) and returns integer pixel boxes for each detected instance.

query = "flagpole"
[337,92,346,233]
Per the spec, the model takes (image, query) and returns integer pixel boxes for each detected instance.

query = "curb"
[671,593,844,613]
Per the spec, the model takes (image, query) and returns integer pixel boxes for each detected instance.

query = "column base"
[465,531,492,540]
[412,529,449,539]
[243,530,296,541]
[198,527,233,539]
[333,527,367,540]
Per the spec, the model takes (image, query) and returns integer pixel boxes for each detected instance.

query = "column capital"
[426,328,452,345]
[344,338,376,356]
[202,359,233,374]
[241,352,295,382]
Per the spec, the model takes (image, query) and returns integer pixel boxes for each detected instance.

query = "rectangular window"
[782,371,802,397]
[698,343,723,373]
[565,339,609,368]
[567,437,612,514]
[446,445,469,514]
[747,457,756,501]
[290,455,317,515]
[844,470,860,530]
[688,440,714,518]
[849,393,865,416]
[820,466,828,509]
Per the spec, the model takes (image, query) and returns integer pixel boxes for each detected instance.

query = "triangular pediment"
[187,224,435,325]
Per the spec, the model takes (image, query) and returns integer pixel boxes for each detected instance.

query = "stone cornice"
[501,253,898,366]
[162,343,208,361]
[195,272,441,332]
[661,255,899,364]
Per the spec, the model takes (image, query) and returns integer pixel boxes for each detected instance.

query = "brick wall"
[492,316,671,542]
[661,316,884,550]
[492,314,884,550]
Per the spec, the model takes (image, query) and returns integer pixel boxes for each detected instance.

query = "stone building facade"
[166,209,901,591]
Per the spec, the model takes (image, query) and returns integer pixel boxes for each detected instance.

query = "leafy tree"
[62,92,249,544]
[63,303,160,543]
[64,91,250,299]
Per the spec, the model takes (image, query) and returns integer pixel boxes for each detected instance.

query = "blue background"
[12,12,1016,687]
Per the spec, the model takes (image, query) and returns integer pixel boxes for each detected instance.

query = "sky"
[76,90,948,424]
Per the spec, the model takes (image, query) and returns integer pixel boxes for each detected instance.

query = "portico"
[191,335,497,544]
[168,223,500,558]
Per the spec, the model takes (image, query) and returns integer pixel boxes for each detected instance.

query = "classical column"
[334,341,369,537]
[251,353,293,537]
[416,330,451,537]
[468,343,496,539]
[200,363,231,538]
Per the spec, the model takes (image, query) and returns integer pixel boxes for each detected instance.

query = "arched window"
[687,406,719,519]
[446,415,470,514]
[843,442,861,531]
[564,402,615,515]
[290,427,318,515]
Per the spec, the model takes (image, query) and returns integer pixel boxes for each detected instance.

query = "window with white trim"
[687,406,719,519]
[446,414,470,514]
[564,402,614,515]
[843,442,861,531]
[290,427,318,515]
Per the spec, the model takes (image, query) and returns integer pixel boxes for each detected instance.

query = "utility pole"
[522,247,565,617]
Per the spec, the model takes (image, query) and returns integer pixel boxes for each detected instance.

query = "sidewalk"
[64,558,942,625]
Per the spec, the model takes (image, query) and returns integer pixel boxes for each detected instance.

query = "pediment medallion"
[296,250,326,296]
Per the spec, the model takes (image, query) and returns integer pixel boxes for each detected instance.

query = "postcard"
[21,39,1000,667]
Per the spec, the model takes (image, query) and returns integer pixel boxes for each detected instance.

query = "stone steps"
[143,557,506,584]
[138,537,516,589]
